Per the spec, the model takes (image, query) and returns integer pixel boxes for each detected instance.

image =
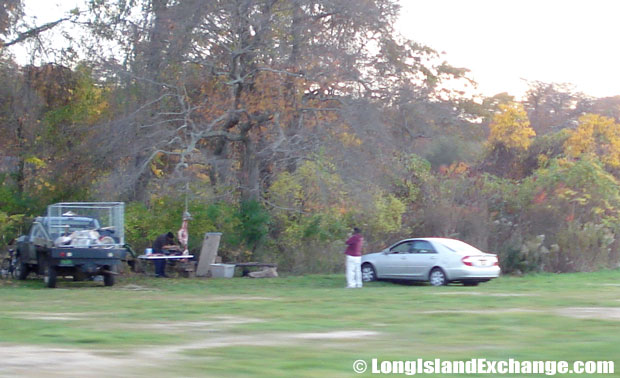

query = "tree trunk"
[240,135,260,202]
[15,118,25,193]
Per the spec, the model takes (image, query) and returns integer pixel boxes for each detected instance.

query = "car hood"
[361,252,383,261]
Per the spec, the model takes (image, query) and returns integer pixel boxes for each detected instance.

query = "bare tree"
[80,0,469,204]
[524,81,592,134]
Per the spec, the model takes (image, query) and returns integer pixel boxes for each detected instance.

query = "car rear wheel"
[361,263,377,282]
[429,268,447,286]
[103,267,115,287]
[44,264,57,288]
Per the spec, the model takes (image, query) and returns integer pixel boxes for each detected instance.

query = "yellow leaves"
[488,103,535,150]
[369,192,406,234]
[150,152,166,178]
[269,158,344,214]
[537,154,549,168]
[25,156,47,168]
[269,171,304,209]
[337,131,362,147]
[564,114,620,168]
[194,172,211,183]
[150,165,164,178]
[32,176,55,192]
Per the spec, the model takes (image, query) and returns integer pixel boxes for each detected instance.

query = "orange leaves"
[533,190,546,204]
[438,161,470,177]
[193,69,341,133]
[240,71,294,116]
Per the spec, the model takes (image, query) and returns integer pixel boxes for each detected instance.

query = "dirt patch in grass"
[134,329,380,359]
[435,292,537,297]
[16,312,89,321]
[15,311,134,321]
[120,284,160,291]
[200,295,277,301]
[0,345,128,378]
[555,307,620,321]
[131,316,265,331]
[291,330,378,340]
[420,308,542,315]
[0,320,379,377]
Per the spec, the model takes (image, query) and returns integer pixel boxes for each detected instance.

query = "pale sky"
[18,0,620,99]
[397,0,620,99]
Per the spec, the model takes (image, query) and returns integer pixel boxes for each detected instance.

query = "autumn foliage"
[488,103,536,150]
[3,1,620,274]
[564,114,620,168]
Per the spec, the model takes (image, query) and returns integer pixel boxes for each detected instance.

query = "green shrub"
[552,222,617,272]
[238,200,270,253]
[124,198,271,262]
[423,135,481,168]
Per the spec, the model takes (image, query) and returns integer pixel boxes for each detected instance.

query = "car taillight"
[461,256,473,266]
[494,255,500,266]
[59,252,66,257]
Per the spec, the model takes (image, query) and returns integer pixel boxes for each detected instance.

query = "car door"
[379,241,414,277]
[18,223,43,263]
[407,240,440,278]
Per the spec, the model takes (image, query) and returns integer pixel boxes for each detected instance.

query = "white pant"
[346,255,362,288]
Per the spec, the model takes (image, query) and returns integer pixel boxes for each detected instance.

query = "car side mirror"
[382,249,389,254]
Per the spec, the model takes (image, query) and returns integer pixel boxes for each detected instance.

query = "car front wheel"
[14,254,30,280]
[361,263,377,282]
[1,258,10,278]
[429,268,447,286]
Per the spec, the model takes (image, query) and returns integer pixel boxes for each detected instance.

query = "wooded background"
[2,0,620,274]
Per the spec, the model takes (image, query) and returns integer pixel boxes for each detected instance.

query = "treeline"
[1,1,620,273]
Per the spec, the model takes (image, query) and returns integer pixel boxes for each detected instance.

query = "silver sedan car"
[361,238,500,286]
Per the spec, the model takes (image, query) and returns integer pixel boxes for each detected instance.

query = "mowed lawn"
[1,270,620,377]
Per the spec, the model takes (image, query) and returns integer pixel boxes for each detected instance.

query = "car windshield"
[435,239,483,255]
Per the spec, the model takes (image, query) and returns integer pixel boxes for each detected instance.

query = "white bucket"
[209,264,235,278]
[145,248,153,255]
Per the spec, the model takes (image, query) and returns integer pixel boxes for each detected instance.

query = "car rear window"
[435,239,483,254]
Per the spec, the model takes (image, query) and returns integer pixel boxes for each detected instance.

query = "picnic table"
[138,254,194,260]
[137,254,196,277]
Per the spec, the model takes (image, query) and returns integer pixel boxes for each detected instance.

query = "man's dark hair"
[353,227,361,234]
[166,231,174,239]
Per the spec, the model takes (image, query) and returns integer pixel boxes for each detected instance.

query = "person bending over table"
[152,232,177,278]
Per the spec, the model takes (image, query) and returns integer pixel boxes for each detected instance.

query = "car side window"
[390,241,414,254]
[29,223,47,239]
[411,240,436,254]
[27,224,36,239]
[29,222,49,246]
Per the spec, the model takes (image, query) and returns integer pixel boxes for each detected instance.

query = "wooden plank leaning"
[195,232,222,277]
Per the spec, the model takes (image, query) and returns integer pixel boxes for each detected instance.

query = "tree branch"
[2,17,70,48]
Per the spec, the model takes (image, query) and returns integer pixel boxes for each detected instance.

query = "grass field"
[1,270,619,377]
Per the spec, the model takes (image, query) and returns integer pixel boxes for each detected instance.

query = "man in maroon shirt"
[345,227,364,288]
